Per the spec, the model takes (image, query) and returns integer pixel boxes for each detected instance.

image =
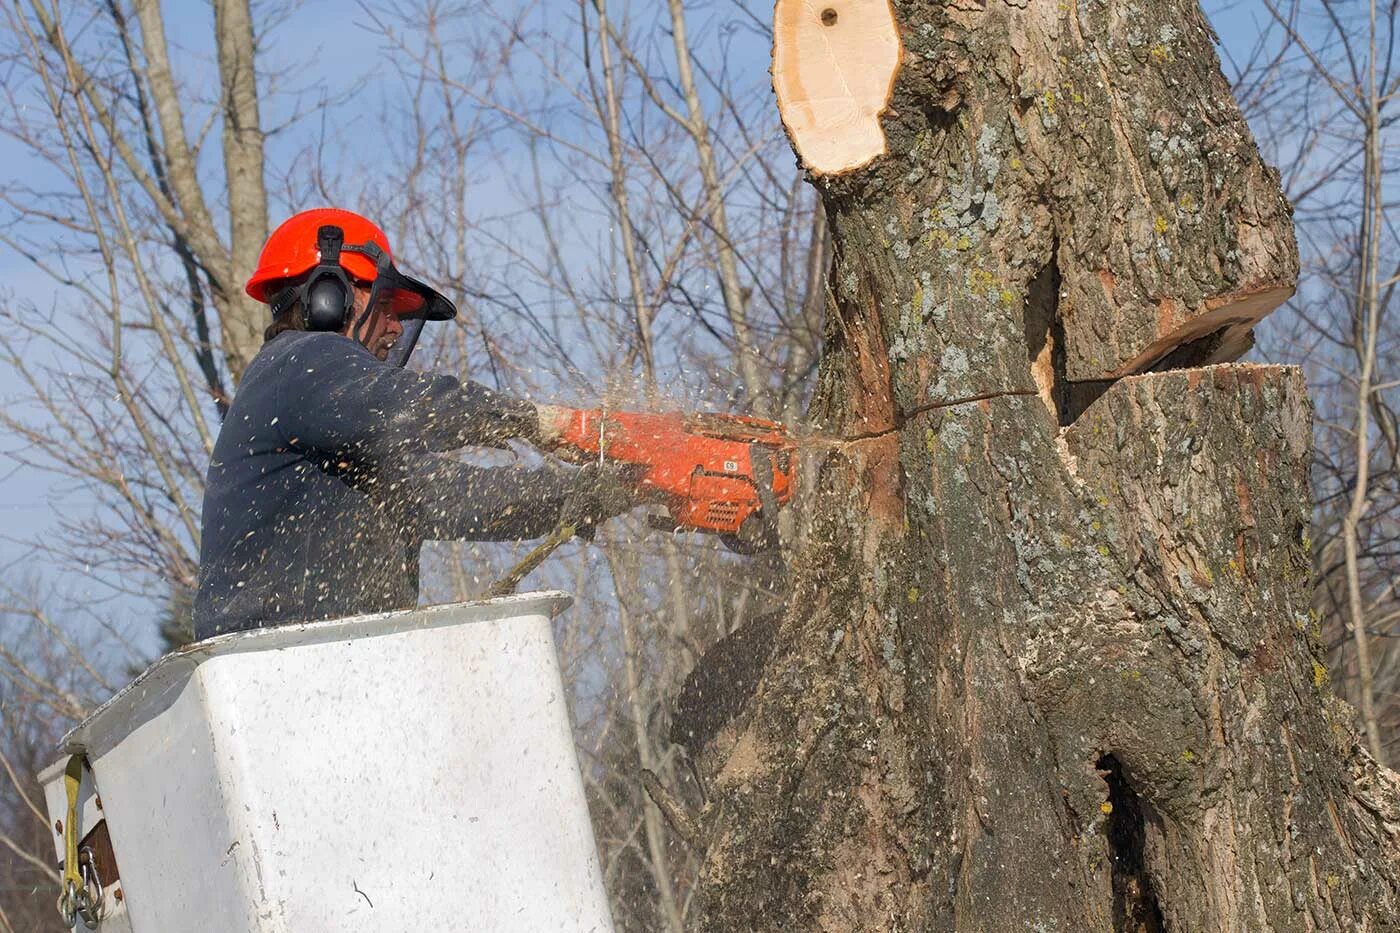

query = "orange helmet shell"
[245,208,393,303]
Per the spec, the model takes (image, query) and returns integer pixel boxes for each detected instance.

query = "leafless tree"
[1229,0,1400,765]
[7,0,1394,928]
[0,578,133,930]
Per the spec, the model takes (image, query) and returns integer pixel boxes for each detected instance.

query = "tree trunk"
[687,1,1400,929]
[131,0,269,383]
[213,0,270,380]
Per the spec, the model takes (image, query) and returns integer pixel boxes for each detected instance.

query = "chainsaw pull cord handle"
[57,755,102,929]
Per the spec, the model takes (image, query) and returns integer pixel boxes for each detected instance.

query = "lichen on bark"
[682,1,1400,930]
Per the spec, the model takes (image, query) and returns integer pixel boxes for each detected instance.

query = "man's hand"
[532,404,574,450]
[561,462,642,540]
[531,404,597,464]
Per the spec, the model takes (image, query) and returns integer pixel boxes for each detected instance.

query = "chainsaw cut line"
[900,388,1040,421]
[813,388,1041,443]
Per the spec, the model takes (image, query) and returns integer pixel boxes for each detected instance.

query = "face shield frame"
[338,239,457,368]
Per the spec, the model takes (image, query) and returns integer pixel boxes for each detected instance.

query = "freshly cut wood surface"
[772,0,902,176]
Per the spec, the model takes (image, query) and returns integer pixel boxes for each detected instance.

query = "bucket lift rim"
[57,591,573,761]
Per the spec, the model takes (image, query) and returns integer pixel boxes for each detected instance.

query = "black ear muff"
[305,225,353,331]
[293,224,353,332]
[305,271,351,331]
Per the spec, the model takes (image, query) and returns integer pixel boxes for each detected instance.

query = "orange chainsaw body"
[550,409,797,545]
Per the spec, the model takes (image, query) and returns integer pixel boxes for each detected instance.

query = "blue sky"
[0,0,1300,654]
[0,1,397,654]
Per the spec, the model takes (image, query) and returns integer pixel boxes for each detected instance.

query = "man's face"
[347,283,403,361]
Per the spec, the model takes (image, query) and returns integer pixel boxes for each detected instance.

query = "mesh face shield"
[341,241,457,368]
[386,317,428,369]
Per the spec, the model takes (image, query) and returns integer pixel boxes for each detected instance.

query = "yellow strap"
[486,522,577,598]
[61,755,83,890]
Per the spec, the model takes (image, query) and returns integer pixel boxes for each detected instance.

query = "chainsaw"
[544,408,798,554]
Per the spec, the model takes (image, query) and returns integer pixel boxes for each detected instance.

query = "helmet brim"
[386,270,457,321]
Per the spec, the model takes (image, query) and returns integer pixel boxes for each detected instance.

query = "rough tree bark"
[682,1,1400,929]
[212,0,270,381]
[130,0,268,382]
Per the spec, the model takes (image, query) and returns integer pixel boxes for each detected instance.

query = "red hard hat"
[246,208,390,302]
[245,208,455,322]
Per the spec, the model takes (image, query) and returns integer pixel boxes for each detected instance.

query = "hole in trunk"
[1022,257,1071,425]
[1021,255,1118,426]
[1098,754,1165,933]
[821,7,838,26]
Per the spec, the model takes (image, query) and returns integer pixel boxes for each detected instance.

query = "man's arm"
[413,373,541,451]
[272,333,540,452]
[386,457,575,542]
[273,333,443,450]
[271,333,569,541]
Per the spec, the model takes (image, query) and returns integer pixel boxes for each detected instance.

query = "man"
[193,207,631,639]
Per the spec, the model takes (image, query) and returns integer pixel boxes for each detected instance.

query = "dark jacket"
[193,331,572,639]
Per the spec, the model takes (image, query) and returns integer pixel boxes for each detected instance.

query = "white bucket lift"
[38,592,615,932]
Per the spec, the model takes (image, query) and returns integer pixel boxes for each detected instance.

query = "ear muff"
[306,225,353,332]
[269,225,356,332]
[303,268,352,332]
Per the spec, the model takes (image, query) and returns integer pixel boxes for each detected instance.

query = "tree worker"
[193,207,633,639]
